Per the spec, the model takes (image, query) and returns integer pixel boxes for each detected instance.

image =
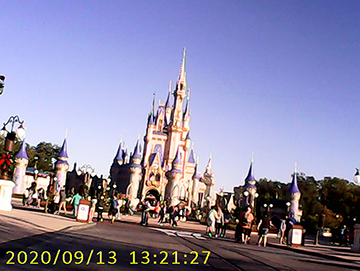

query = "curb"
[268,242,359,264]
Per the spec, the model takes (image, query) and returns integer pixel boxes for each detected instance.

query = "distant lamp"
[263,203,268,208]
[286,202,291,207]
[269,204,273,208]
[354,168,360,184]
[254,193,259,198]
[243,191,249,197]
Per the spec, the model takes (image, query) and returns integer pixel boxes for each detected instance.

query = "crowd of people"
[140,200,191,227]
[21,182,355,247]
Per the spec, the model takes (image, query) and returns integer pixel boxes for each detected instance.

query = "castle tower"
[286,163,302,222]
[242,159,257,208]
[165,48,188,163]
[191,159,201,207]
[55,137,69,193]
[202,153,215,205]
[128,139,142,208]
[12,139,29,194]
[165,147,183,206]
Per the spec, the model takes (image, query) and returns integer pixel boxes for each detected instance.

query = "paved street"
[1,201,360,270]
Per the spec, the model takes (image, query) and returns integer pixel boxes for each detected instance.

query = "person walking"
[241,206,254,244]
[221,210,231,238]
[71,191,82,218]
[206,206,217,237]
[257,212,273,247]
[58,187,67,215]
[215,206,224,238]
[279,219,286,244]
[158,202,167,226]
[96,195,105,223]
[108,196,118,223]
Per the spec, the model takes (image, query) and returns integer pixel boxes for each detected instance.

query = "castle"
[109,49,215,208]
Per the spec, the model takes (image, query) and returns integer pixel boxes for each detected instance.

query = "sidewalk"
[0,198,95,245]
[1,200,359,264]
[117,213,360,264]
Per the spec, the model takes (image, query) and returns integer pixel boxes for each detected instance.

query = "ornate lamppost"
[0,115,26,179]
[78,164,95,190]
[0,115,26,211]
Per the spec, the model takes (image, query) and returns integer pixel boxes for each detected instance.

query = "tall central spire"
[177,48,187,89]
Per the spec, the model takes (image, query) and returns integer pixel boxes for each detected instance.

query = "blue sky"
[1,1,360,191]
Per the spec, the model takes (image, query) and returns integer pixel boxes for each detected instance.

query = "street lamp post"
[0,115,26,211]
[0,115,26,179]
[78,164,95,189]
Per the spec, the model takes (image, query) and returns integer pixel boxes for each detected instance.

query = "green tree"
[27,142,60,172]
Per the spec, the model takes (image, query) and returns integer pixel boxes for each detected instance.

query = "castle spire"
[132,138,141,159]
[16,139,29,159]
[58,138,68,158]
[114,141,123,162]
[165,80,172,108]
[245,160,256,183]
[178,48,187,88]
[205,151,212,173]
[287,162,300,194]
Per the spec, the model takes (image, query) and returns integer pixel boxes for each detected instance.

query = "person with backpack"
[240,206,254,244]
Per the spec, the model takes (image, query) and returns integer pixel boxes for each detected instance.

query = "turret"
[286,163,302,222]
[128,139,142,209]
[13,139,29,194]
[242,159,257,208]
[191,159,201,207]
[55,137,69,193]
[165,146,183,206]
[202,152,215,204]
[170,48,187,128]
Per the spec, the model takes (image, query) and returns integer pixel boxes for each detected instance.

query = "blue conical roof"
[193,163,201,179]
[188,149,195,164]
[16,140,28,159]
[114,142,123,161]
[132,140,141,159]
[287,172,300,194]
[58,138,68,158]
[147,112,155,125]
[245,162,256,182]
[173,147,182,165]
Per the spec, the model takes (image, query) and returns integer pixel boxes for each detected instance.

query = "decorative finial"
[168,80,172,93]
[295,162,298,173]
[187,89,191,100]
[251,152,254,164]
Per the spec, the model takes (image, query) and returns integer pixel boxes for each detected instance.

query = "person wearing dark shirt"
[257,212,273,247]
[96,196,105,223]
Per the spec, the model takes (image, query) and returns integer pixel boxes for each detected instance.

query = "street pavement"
[0,198,359,270]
